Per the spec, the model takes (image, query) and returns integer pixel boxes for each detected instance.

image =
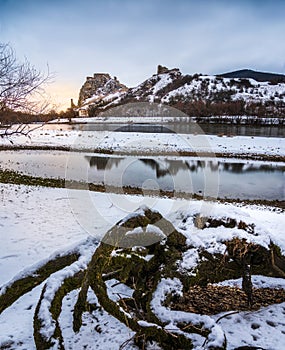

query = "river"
[1,150,284,201]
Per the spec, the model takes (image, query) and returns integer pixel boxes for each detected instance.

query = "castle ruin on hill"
[78,73,127,106]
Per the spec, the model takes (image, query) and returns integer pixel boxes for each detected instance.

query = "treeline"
[0,109,77,125]
[170,100,285,118]
[87,99,285,119]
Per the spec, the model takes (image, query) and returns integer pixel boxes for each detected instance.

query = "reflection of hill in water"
[85,156,123,170]
[218,162,284,173]
[85,156,284,177]
[140,159,169,178]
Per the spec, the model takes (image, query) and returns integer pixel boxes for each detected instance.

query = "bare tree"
[0,43,52,138]
[0,43,50,113]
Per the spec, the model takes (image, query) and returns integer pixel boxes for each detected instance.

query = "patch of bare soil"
[169,285,285,314]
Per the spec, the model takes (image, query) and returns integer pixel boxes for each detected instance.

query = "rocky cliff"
[78,73,127,106]
[77,65,285,118]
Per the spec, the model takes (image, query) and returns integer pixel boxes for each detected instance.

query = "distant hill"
[218,69,285,83]
[77,65,285,118]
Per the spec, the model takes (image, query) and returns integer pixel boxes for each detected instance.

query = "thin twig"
[216,310,240,323]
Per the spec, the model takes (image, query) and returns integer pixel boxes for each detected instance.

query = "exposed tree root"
[1,209,284,349]
[0,252,79,314]
[34,271,85,350]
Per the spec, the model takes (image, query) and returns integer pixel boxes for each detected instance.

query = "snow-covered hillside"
[78,66,285,118]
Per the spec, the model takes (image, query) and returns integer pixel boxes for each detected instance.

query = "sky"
[1,0,285,110]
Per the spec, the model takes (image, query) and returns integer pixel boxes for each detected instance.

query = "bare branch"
[0,42,51,114]
[0,42,54,139]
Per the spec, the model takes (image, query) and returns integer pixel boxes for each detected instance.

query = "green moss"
[0,252,79,314]
[9,209,283,349]
[0,169,64,188]
[181,238,285,292]
[33,286,59,350]
[34,271,85,349]
[50,271,84,338]
[271,242,284,259]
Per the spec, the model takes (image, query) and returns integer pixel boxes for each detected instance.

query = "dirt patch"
[169,285,285,314]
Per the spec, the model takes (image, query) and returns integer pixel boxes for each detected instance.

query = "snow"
[179,248,199,274]
[215,275,285,289]
[146,224,166,238]
[171,202,285,255]
[1,106,284,349]
[83,90,126,107]
[74,68,285,114]
[1,126,284,158]
[0,183,284,349]
[137,320,162,329]
[53,116,189,124]
[152,277,285,349]
[151,278,226,349]
[151,73,173,95]
[59,288,138,350]
[48,114,284,125]
[0,285,43,350]
[37,241,96,341]
[160,74,285,105]
[105,279,134,302]
[118,205,159,226]
[212,297,285,350]
[125,226,144,236]
[0,185,88,286]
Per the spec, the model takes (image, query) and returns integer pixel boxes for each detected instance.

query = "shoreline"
[48,115,285,125]
[1,169,283,209]
[0,144,284,162]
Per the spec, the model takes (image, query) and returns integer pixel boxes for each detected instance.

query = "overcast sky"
[1,0,285,109]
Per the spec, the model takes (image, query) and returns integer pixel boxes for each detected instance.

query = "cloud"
[1,0,285,109]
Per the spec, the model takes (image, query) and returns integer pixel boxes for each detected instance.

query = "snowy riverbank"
[50,115,285,125]
[1,126,284,160]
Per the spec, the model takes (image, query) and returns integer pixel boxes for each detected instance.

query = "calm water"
[30,122,285,138]
[0,150,284,201]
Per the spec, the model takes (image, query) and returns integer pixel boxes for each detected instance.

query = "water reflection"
[87,156,123,170]
[87,156,284,175]
[0,150,284,201]
[85,155,284,201]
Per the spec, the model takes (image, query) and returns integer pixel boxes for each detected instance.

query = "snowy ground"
[0,183,285,349]
[0,117,284,349]
[1,125,284,159]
